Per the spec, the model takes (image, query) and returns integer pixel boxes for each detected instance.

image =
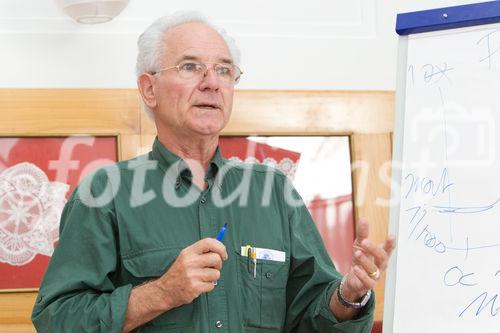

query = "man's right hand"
[153,238,228,310]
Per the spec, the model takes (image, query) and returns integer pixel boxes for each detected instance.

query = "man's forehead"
[163,22,231,61]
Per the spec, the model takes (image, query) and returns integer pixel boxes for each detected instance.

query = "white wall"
[0,0,487,90]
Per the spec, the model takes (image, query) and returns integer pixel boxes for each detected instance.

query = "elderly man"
[32,12,395,333]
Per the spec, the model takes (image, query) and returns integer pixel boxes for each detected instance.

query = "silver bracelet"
[336,276,371,309]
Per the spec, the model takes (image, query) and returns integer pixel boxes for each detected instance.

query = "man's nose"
[199,67,220,90]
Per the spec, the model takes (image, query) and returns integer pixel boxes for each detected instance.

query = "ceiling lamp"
[55,0,130,24]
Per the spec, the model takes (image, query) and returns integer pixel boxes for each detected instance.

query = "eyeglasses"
[152,61,243,85]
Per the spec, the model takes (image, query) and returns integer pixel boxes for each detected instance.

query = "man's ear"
[137,73,157,109]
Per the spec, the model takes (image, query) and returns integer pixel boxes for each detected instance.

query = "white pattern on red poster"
[0,163,69,266]
[227,156,298,179]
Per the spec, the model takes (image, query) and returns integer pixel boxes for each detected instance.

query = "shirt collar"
[151,137,224,180]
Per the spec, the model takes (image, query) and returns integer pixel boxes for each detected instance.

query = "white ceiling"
[0,0,487,90]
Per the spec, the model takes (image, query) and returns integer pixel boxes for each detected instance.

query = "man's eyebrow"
[178,54,234,64]
[219,57,233,65]
[179,55,200,62]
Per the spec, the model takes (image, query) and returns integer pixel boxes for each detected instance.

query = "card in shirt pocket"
[240,246,286,262]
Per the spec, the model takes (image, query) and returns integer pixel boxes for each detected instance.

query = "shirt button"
[215,320,223,328]
[265,272,273,279]
[200,197,206,204]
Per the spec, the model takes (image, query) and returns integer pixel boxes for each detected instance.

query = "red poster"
[219,137,300,179]
[0,137,117,291]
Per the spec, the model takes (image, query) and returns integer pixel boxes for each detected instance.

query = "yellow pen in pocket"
[251,247,257,278]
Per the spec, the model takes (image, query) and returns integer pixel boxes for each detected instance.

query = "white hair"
[136,11,241,76]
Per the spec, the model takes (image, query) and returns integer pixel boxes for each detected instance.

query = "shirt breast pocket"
[122,248,194,330]
[235,250,289,330]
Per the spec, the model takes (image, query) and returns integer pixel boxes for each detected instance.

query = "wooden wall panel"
[351,133,393,321]
[0,89,142,160]
[0,324,35,333]
[0,293,37,327]
[227,90,394,134]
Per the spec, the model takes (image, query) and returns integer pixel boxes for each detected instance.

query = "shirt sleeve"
[31,170,132,333]
[284,183,375,333]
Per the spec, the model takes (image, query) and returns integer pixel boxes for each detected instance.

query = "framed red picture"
[0,136,118,292]
[219,136,354,275]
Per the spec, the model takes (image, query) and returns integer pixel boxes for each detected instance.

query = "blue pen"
[215,223,228,241]
[213,223,228,286]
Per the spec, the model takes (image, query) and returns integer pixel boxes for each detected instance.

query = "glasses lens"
[214,64,234,83]
[178,62,205,79]
[216,64,243,85]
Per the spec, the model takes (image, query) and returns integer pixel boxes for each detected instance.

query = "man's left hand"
[340,219,396,305]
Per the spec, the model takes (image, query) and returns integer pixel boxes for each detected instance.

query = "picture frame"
[0,135,119,292]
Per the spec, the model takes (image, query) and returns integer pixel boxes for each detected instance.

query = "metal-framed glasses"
[152,61,243,85]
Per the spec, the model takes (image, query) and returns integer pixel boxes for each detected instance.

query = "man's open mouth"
[194,103,220,109]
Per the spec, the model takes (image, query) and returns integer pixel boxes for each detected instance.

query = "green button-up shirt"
[32,138,374,333]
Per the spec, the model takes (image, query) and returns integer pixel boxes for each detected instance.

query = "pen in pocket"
[251,248,257,278]
[247,246,253,275]
[246,246,257,278]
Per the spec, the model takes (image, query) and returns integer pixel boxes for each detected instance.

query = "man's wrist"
[146,279,175,312]
[336,276,371,309]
